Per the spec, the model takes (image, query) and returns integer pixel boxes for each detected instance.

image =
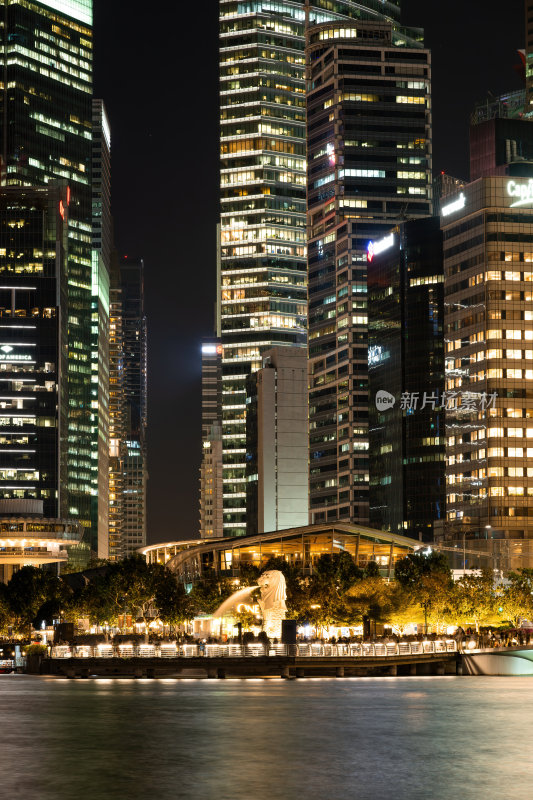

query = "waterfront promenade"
[30,639,460,679]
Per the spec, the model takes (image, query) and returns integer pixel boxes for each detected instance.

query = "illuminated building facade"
[0,499,84,584]
[0,185,69,519]
[161,522,424,585]
[0,0,95,547]
[219,0,412,537]
[433,172,466,215]
[306,19,431,526]
[199,339,223,539]
[368,219,445,541]
[91,99,111,558]
[120,257,147,555]
[245,346,308,534]
[108,253,125,560]
[440,176,533,568]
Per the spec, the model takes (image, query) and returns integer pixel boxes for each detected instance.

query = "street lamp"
[485,525,495,573]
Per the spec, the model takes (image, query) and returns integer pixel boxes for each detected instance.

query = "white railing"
[50,640,457,660]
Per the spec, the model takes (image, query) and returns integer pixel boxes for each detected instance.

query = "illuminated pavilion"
[138,523,424,585]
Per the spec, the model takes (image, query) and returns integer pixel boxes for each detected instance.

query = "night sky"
[93,1,524,545]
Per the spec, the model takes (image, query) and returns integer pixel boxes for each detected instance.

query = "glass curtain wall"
[219,0,409,536]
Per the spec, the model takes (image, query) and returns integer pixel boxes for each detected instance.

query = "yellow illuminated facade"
[0,511,84,583]
[155,522,423,585]
[441,176,533,568]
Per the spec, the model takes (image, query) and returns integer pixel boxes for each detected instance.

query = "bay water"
[1,675,531,799]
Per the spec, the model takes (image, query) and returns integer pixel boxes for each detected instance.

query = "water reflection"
[1,675,532,800]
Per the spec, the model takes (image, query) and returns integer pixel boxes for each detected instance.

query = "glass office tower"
[0,1,95,547]
[91,99,111,557]
[0,185,69,517]
[108,252,125,561]
[120,257,147,556]
[306,19,431,525]
[368,219,445,541]
[219,0,411,537]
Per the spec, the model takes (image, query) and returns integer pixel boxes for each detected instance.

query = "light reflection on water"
[1,675,532,800]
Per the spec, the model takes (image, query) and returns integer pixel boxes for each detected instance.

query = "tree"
[234,608,258,631]
[238,563,261,587]
[417,574,454,633]
[111,556,170,632]
[449,570,496,631]
[364,560,381,579]
[385,584,423,634]
[79,571,119,628]
[394,551,451,588]
[187,569,234,616]
[154,571,196,630]
[312,552,364,592]
[498,569,533,627]
[0,583,11,634]
[303,553,364,631]
[7,566,62,635]
[343,577,393,630]
[76,558,172,631]
[393,551,453,632]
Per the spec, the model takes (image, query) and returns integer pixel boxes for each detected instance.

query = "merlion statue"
[257,570,287,640]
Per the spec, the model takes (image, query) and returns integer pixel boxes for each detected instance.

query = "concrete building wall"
[252,348,309,534]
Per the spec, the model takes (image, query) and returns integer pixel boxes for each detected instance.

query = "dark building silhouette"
[120,256,147,554]
[368,218,445,541]
[0,186,69,518]
[470,115,533,181]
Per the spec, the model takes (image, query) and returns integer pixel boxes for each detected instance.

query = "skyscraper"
[0,0,95,547]
[108,252,125,560]
[120,256,147,555]
[368,219,445,541]
[0,185,69,518]
[91,99,111,557]
[245,346,308,535]
[306,18,431,525]
[218,0,415,537]
[440,175,533,570]
[199,339,223,539]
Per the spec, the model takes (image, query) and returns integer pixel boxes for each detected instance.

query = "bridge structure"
[30,639,460,679]
[462,646,533,676]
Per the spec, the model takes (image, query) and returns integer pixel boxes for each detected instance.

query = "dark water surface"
[1,675,532,800]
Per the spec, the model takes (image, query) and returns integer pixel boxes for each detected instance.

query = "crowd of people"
[180,627,533,651]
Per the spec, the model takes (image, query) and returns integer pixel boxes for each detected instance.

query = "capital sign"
[507,179,533,208]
